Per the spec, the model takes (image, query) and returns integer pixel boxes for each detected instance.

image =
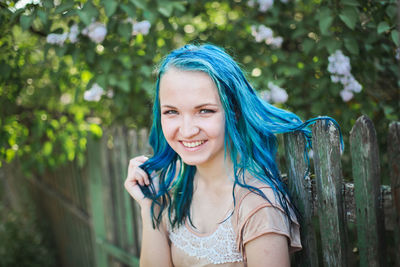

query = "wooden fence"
[2,115,399,267]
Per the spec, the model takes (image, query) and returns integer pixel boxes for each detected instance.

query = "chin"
[178,155,208,166]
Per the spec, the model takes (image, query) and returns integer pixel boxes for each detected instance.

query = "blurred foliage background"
[0,0,398,180]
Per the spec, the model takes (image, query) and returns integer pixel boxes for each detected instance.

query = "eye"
[199,109,216,114]
[162,110,178,115]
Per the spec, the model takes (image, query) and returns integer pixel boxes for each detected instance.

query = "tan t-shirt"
[166,181,302,266]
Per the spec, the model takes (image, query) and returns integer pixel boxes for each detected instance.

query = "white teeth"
[182,140,205,148]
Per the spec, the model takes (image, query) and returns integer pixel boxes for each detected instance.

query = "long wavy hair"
[139,44,342,229]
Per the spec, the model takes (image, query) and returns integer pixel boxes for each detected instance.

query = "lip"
[179,140,207,151]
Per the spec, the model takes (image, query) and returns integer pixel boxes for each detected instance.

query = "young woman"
[125,44,317,266]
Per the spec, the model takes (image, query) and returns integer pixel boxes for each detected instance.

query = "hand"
[124,155,152,207]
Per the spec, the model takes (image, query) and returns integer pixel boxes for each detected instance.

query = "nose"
[179,116,200,138]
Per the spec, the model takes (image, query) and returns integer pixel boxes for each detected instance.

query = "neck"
[194,154,234,188]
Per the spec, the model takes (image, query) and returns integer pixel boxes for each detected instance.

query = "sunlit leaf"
[89,124,103,138]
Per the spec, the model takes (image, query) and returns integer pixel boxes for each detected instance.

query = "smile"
[181,140,206,148]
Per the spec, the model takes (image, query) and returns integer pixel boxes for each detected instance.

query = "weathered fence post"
[111,127,136,256]
[350,115,385,267]
[284,132,319,267]
[312,120,348,267]
[87,133,108,267]
[388,122,400,266]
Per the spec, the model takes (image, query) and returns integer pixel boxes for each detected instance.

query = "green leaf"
[103,0,118,17]
[344,38,359,54]
[117,23,132,39]
[54,1,74,14]
[117,78,130,92]
[302,39,315,55]
[377,21,390,34]
[55,46,68,57]
[320,37,341,54]
[318,8,333,35]
[339,7,358,30]
[385,5,397,19]
[0,62,11,80]
[37,10,48,25]
[391,30,399,46]
[129,0,146,10]
[78,2,99,25]
[319,15,334,35]
[172,2,186,12]
[292,27,308,39]
[96,75,107,88]
[118,55,133,68]
[89,124,103,138]
[86,49,95,63]
[120,3,136,17]
[158,2,173,17]
[100,58,112,73]
[19,15,33,30]
[42,0,53,9]
[340,0,359,6]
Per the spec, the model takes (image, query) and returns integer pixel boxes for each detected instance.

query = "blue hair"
[139,44,343,229]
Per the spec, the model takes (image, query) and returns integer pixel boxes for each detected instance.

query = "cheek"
[205,114,226,137]
[161,118,176,141]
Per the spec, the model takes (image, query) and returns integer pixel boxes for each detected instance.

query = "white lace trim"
[168,218,244,264]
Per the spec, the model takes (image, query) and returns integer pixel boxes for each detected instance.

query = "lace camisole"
[166,182,302,267]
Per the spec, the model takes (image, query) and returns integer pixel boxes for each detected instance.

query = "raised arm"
[124,156,173,267]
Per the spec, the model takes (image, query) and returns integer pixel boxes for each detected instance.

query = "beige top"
[167,181,302,267]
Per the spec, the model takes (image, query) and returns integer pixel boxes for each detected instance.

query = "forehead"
[159,68,221,105]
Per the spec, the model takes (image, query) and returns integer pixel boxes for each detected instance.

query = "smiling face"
[159,68,226,168]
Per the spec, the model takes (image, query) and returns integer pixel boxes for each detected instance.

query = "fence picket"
[388,122,400,266]
[283,132,319,267]
[87,133,108,267]
[312,120,348,267]
[350,115,385,267]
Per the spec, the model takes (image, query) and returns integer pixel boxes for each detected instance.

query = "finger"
[134,155,149,164]
[135,168,151,186]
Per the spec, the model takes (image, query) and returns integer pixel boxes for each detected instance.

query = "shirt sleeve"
[235,186,302,255]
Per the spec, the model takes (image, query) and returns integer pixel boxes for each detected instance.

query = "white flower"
[84,83,105,102]
[46,33,68,46]
[258,0,274,12]
[251,25,273,43]
[327,50,351,76]
[331,75,340,83]
[270,36,283,48]
[82,22,107,43]
[340,89,354,102]
[268,82,288,103]
[343,75,362,93]
[328,50,362,101]
[68,24,79,43]
[132,20,151,35]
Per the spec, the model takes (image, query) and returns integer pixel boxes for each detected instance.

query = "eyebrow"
[161,103,219,109]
